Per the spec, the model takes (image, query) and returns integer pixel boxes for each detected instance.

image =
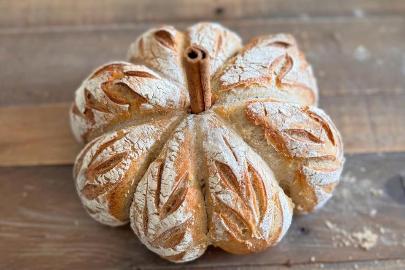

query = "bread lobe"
[74,116,182,226]
[127,25,187,85]
[214,101,344,213]
[212,34,318,106]
[70,62,189,143]
[130,116,208,263]
[201,114,293,253]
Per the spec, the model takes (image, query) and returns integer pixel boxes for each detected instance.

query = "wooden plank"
[1,95,405,166]
[0,153,404,269]
[0,17,404,106]
[1,17,405,165]
[1,0,405,28]
[0,103,81,166]
[321,94,405,154]
[193,259,405,270]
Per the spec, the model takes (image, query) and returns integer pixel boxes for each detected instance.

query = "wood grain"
[0,103,81,166]
[191,260,405,270]
[321,94,405,154]
[2,90,405,166]
[0,17,404,106]
[1,153,404,269]
[1,1,404,269]
[1,0,405,28]
[1,17,404,166]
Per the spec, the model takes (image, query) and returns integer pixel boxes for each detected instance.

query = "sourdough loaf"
[70,22,344,263]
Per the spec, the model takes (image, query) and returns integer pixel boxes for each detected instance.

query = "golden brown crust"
[214,101,344,214]
[245,102,341,159]
[130,117,208,262]
[245,101,344,212]
[200,114,292,254]
[212,34,318,106]
[70,61,189,143]
[74,116,181,226]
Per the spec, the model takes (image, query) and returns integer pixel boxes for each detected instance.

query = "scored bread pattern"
[212,34,318,106]
[131,117,208,262]
[245,101,344,212]
[70,22,344,262]
[246,102,342,158]
[70,61,189,142]
[201,115,292,254]
[74,116,181,226]
[127,25,187,85]
[213,100,344,214]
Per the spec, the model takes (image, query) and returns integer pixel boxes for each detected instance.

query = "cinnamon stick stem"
[183,45,211,114]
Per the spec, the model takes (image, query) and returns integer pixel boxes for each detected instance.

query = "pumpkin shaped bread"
[70,22,344,263]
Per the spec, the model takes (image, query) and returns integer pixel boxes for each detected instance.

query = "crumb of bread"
[352,227,378,250]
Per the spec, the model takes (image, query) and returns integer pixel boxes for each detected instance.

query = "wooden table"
[1,1,404,269]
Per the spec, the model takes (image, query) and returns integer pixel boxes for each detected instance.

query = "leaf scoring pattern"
[70,62,188,142]
[212,34,318,106]
[130,117,208,263]
[153,29,176,49]
[127,25,186,85]
[201,114,292,254]
[245,101,344,212]
[74,117,180,226]
[246,101,340,158]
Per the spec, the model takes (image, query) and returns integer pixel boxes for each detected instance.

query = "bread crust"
[201,114,292,254]
[74,116,182,226]
[127,25,187,85]
[70,62,189,143]
[212,34,318,106]
[130,116,208,262]
[214,101,344,213]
